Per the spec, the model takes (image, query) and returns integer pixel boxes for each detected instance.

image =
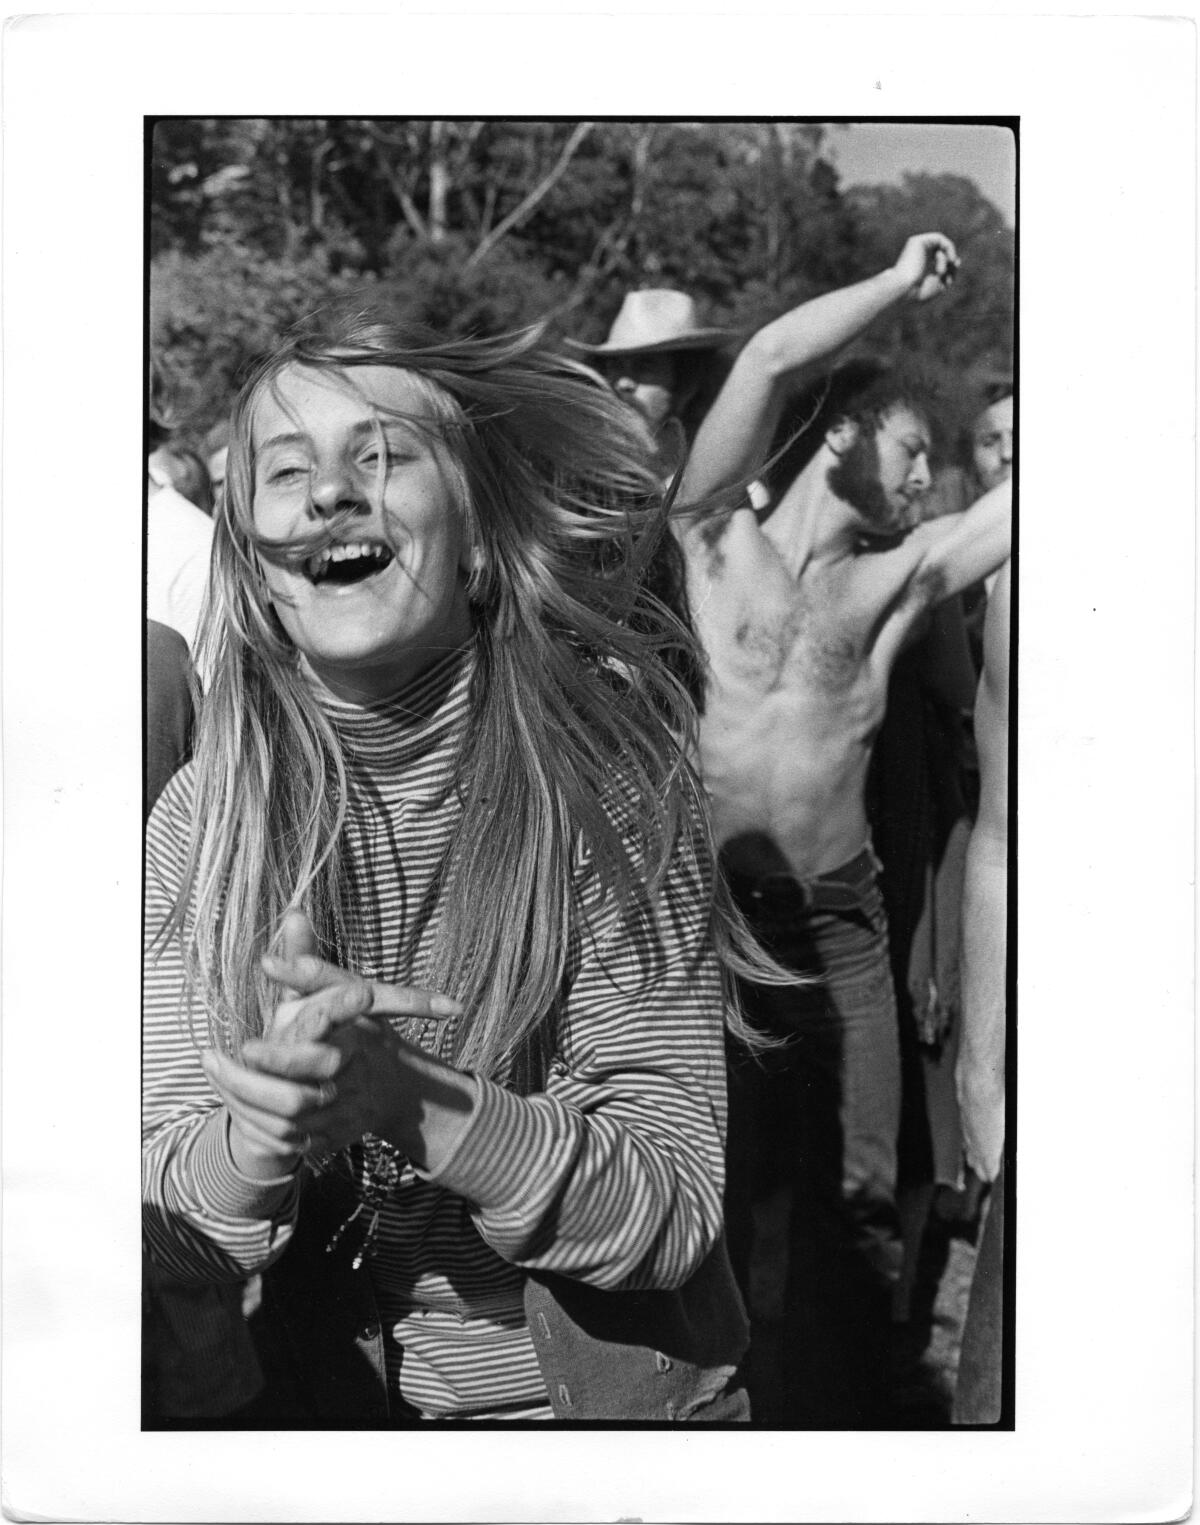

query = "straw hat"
[568,289,734,358]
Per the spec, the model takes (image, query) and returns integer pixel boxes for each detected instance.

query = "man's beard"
[827,434,904,533]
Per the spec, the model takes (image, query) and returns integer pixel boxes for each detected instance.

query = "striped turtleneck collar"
[307,642,475,788]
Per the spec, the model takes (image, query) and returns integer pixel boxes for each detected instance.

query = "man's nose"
[999,432,1013,463]
[614,375,636,398]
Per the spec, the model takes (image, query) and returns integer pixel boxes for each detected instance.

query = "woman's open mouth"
[304,541,396,587]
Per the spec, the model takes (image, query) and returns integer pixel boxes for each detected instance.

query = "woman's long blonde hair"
[163,306,777,1079]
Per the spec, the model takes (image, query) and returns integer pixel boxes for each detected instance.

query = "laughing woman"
[142,307,763,1424]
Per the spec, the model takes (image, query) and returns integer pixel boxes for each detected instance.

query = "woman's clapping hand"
[202,912,468,1179]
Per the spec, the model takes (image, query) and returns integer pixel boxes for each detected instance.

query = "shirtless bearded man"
[681,360,1011,1424]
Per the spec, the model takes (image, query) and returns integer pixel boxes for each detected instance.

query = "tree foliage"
[150,119,1015,443]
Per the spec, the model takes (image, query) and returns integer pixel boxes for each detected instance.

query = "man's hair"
[160,302,776,1078]
[765,359,933,488]
[978,380,1014,410]
[958,382,1014,473]
[834,372,932,438]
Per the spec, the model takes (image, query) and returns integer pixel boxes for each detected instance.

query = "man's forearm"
[679,265,910,510]
[747,264,910,382]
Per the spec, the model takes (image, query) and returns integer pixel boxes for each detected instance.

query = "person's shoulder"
[149,484,215,550]
[147,756,198,840]
[147,617,193,675]
[144,760,199,914]
[679,501,778,597]
[678,495,757,544]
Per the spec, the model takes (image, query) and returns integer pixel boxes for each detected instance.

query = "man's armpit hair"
[908,559,949,610]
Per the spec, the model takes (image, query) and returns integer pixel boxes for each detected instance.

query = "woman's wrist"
[379,1046,478,1174]
[227,1112,301,1181]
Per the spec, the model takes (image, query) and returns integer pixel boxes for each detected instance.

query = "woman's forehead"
[250,363,437,440]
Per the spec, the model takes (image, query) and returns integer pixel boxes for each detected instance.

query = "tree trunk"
[428,121,449,243]
[310,137,333,237]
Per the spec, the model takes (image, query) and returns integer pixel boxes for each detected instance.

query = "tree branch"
[464,122,593,272]
[546,125,655,320]
[371,143,428,241]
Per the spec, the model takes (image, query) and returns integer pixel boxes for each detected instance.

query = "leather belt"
[725,846,878,915]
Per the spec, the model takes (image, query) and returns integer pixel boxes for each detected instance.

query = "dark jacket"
[250,1165,750,1424]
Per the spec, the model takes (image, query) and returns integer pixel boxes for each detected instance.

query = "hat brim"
[566,329,735,358]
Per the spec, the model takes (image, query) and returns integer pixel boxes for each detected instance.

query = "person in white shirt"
[147,437,214,655]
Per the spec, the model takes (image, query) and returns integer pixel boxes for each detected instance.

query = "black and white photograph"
[2,12,1193,1524]
[142,114,1015,1435]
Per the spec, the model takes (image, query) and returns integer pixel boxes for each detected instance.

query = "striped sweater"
[142,645,730,1419]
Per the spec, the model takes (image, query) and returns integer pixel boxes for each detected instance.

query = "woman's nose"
[1000,433,1014,463]
[309,463,368,518]
[910,454,932,491]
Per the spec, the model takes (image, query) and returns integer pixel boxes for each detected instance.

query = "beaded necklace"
[315,934,454,1270]
[322,1136,404,1270]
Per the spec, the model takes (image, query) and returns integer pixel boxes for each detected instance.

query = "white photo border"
[2,10,1193,1522]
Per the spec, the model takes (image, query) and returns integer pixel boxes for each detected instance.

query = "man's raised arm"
[906,477,1013,607]
[677,232,959,510]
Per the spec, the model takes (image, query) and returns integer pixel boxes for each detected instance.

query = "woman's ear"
[825,417,860,457]
[461,542,487,603]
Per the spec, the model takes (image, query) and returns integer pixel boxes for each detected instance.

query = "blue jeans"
[726,849,902,1426]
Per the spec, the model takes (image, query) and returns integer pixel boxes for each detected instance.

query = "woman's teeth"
[306,542,394,583]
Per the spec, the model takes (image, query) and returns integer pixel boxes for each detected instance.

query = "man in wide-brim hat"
[569,289,738,474]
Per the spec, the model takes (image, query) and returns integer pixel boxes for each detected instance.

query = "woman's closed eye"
[268,462,311,485]
[360,440,419,471]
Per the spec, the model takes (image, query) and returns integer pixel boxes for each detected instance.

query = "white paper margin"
[2,8,1194,1522]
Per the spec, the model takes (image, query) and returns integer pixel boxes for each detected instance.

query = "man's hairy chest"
[697,566,876,699]
[687,507,931,697]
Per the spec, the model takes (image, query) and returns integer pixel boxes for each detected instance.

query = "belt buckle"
[748,873,808,908]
